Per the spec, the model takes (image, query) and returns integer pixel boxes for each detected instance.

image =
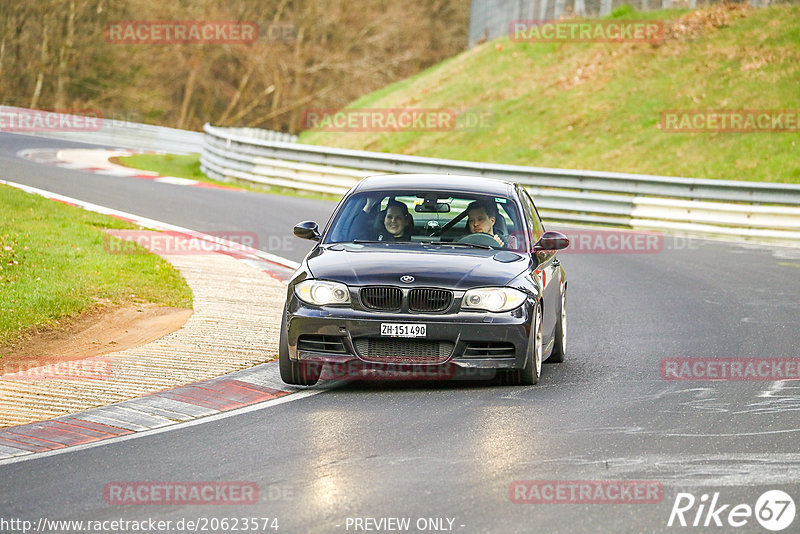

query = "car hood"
[305,243,529,289]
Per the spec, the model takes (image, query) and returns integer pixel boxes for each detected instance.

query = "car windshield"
[325,191,526,251]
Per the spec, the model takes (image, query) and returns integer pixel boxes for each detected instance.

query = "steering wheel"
[458,232,500,247]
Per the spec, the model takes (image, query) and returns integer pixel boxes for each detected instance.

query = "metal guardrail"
[0,106,204,154]
[209,126,298,144]
[201,123,800,244]
[0,107,295,154]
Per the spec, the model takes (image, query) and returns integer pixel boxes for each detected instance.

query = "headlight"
[462,287,526,312]
[295,280,351,306]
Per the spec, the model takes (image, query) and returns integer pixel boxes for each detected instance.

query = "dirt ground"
[0,304,192,375]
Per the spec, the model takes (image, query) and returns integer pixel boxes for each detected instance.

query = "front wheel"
[504,303,543,386]
[279,315,320,386]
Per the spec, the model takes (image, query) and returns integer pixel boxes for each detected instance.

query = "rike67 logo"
[668,490,796,531]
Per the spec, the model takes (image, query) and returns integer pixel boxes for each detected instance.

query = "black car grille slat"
[463,342,516,358]
[408,289,453,312]
[297,335,347,354]
[361,287,402,310]
[354,338,454,364]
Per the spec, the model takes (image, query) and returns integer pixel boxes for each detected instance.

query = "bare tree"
[0,0,470,132]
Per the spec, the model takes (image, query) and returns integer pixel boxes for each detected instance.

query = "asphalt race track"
[2,132,800,533]
[0,134,330,264]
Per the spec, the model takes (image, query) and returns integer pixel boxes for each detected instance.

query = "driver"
[466,200,504,246]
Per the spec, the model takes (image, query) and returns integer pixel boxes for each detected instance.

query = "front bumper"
[285,296,534,373]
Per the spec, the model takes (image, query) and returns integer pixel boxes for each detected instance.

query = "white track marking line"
[0,179,299,270]
[154,176,199,185]
[0,179,313,464]
[0,389,323,466]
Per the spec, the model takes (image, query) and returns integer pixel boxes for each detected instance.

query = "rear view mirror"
[415,202,450,213]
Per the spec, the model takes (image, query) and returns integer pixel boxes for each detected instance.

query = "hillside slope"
[300,5,800,183]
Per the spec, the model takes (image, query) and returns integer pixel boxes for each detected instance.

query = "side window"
[525,191,544,243]
[497,201,524,251]
[520,189,544,243]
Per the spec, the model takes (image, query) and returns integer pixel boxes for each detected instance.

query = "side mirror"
[294,221,321,241]
[534,231,569,252]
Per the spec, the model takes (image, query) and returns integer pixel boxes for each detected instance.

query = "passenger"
[351,198,413,241]
[351,196,380,241]
[465,200,504,246]
[377,200,413,241]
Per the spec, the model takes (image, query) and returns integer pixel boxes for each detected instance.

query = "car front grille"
[354,338,454,364]
[360,286,453,312]
[297,335,348,354]
[360,287,402,310]
[463,341,516,358]
[408,288,453,312]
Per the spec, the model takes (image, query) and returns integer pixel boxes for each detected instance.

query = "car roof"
[352,174,515,197]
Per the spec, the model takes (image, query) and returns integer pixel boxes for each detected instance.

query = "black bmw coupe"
[280,174,569,386]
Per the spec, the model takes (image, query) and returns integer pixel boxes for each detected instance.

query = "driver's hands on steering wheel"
[467,232,504,246]
[482,232,504,246]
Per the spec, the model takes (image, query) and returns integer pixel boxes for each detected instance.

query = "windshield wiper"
[418,240,493,250]
[348,240,408,246]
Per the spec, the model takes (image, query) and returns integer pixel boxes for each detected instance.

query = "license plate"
[381,323,427,338]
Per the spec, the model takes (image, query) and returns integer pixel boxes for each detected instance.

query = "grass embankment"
[0,184,192,346]
[117,154,209,183]
[299,4,800,183]
[116,153,339,201]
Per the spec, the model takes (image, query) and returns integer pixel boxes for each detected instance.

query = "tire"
[279,315,321,386]
[547,285,566,363]
[504,303,543,386]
